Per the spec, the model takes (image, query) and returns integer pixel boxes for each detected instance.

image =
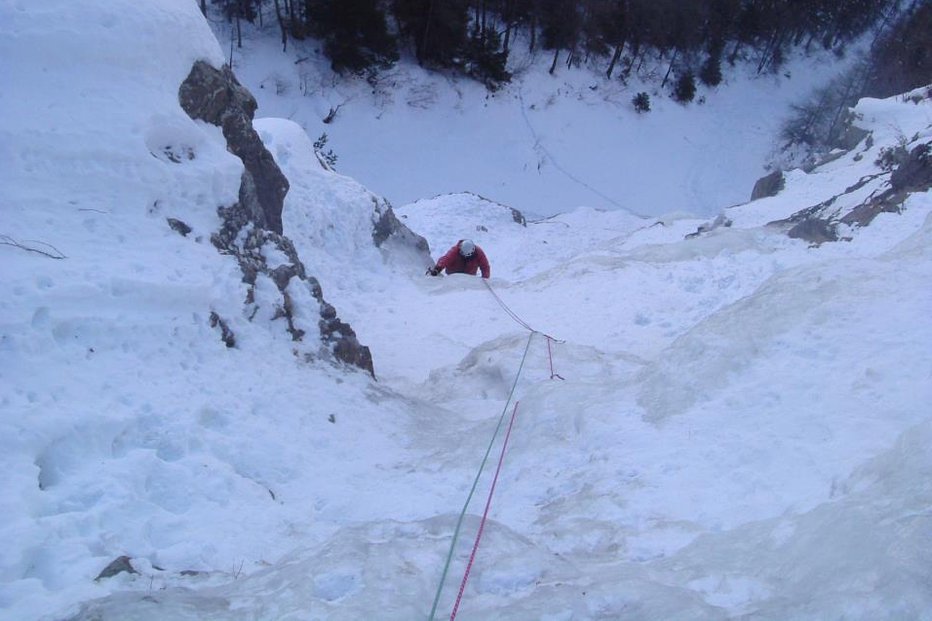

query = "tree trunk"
[273,0,288,52]
[826,73,857,143]
[481,0,487,39]
[635,45,648,75]
[549,48,560,74]
[804,32,815,53]
[757,31,780,74]
[529,14,537,52]
[235,13,242,48]
[288,0,297,37]
[869,0,903,52]
[625,40,640,76]
[420,0,435,66]
[728,39,741,65]
[660,47,678,88]
[606,42,624,79]
[502,0,512,54]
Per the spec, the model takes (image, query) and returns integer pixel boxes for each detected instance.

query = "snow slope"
[1,2,931,620]
[220,14,862,219]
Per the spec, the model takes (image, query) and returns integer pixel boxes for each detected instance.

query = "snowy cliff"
[1,1,931,620]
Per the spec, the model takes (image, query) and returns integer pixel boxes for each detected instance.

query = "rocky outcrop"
[371,196,431,252]
[889,142,932,193]
[95,556,138,581]
[479,193,528,226]
[750,170,785,201]
[179,61,289,234]
[178,61,373,376]
[166,217,192,237]
[839,142,931,228]
[786,216,838,244]
[686,213,732,239]
[770,140,931,245]
[209,311,236,348]
[211,201,373,375]
[836,124,871,152]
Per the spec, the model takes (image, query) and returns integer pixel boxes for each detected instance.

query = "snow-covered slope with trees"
[224,21,863,219]
[1,2,930,620]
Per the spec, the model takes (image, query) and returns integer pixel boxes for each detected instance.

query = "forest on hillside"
[207,0,927,94]
[207,0,929,153]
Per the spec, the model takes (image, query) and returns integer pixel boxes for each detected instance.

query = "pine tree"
[539,0,579,74]
[699,47,723,86]
[466,28,511,88]
[392,0,470,69]
[674,70,697,102]
[307,0,397,73]
[633,91,651,112]
[214,0,260,48]
[865,1,932,98]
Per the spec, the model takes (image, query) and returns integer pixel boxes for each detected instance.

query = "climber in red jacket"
[427,239,490,279]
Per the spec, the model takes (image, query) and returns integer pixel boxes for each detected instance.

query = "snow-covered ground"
[221,13,858,219]
[1,2,931,620]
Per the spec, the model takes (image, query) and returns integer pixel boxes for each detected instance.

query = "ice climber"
[427,239,490,279]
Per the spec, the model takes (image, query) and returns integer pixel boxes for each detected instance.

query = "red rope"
[449,401,521,621]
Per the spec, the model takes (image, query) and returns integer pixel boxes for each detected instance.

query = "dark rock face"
[750,170,785,201]
[211,202,374,375]
[787,217,838,244]
[890,143,931,192]
[166,217,192,237]
[95,556,138,581]
[839,142,931,230]
[179,61,288,234]
[319,299,376,373]
[209,311,236,348]
[177,60,373,376]
[770,140,931,245]
[371,196,430,253]
[836,125,870,151]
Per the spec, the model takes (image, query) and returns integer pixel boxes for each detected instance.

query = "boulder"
[179,61,289,234]
[890,143,931,193]
[750,170,785,201]
[787,217,838,244]
[95,556,138,581]
[371,198,430,253]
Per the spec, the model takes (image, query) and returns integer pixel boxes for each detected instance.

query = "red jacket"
[436,242,490,278]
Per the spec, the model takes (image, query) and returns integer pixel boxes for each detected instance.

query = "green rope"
[427,332,536,621]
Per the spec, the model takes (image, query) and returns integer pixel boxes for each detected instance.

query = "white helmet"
[459,239,476,258]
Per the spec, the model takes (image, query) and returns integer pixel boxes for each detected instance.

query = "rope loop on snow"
[482,279,536,332]
[482,279,564,380]
[482,279,562,341]
[546,335,564,381]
